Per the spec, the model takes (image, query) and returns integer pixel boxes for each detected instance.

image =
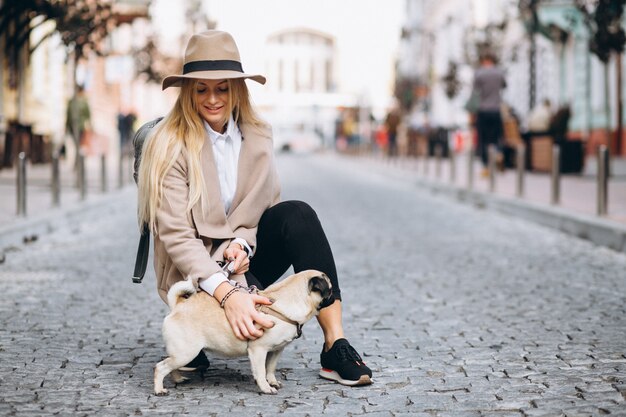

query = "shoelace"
[336,344,364,365]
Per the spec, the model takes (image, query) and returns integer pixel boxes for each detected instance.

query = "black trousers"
[476,110,503,166]
[245,200,341,301]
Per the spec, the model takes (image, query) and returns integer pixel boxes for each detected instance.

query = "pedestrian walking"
[471,52,506,176]
[65,85,91,169]
[384,106,401,158]
[117,110,137,156]
[135,30,372,386]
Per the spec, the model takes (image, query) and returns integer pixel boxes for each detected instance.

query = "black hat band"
[183,60,244,74]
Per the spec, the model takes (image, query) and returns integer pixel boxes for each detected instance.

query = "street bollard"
[516,144,525,197]
[78,152,86,201]
[551,145,561,205]
[422,153,429,177]
[52,152,60,207]
[597,145,609,216]
[435,144,442,179]
[450,150,456,184]
[16,152,27,216]
[467,145,474,190]
[127,152,133,183]
[101,154,107,193]
[488,144,496,192]
[118,150,124,189]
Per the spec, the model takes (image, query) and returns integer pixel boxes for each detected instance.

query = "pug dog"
[154,269,334,395]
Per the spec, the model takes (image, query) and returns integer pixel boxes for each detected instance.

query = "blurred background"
[0,0,625,168]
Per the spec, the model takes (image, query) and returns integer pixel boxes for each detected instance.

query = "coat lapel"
[192,122,273,239]
[192,134,231,238]
[228,123,250,215]
[227,122,273,217]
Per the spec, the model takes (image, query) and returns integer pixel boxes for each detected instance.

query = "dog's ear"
[309,274,334,308]
[308,275,330,295]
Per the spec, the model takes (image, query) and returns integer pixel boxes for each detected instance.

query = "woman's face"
[194,79,230,133]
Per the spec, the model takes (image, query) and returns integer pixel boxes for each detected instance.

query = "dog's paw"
[268,379,282,389]
[154,389,169,396]
[172,375,190,384]
[259,385,278,395]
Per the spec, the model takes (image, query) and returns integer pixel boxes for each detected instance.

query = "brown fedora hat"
[162,30,266,90]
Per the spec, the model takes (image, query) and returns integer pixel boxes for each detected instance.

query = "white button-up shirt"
[205,116,242,214]
[199,116,252,296]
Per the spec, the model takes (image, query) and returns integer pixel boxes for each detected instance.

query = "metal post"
[128,150,133,183]
[450,150,456,184]
[16,152,26,216]
[51,152,60,207]
[516,144,525,198]
[597,145,609,216]
[467,145,474,190]
[488,144,496,192]
[551,145,561,205]
[101,154,107,193]
[78,152,86,201]
[435,144,442,179]
[118,149,124,189]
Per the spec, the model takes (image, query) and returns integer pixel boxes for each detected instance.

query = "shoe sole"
[319,369,372,386]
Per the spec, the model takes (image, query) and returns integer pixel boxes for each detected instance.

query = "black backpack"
[131,117,163,283]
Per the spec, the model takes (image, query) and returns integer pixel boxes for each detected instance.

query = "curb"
[0,186,135,256]
[416,178,626,254]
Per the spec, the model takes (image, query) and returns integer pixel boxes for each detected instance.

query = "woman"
[137,30,372,386]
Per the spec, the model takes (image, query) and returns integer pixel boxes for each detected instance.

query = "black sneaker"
[179,350,210,372]
[319,338,372,386]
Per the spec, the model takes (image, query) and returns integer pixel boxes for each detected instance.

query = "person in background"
[136,30,373,387]
[527,98,552,134]
[471,52,506,176]
[65,85,91,170]
[118,110,137,156]
[384,106,401,158]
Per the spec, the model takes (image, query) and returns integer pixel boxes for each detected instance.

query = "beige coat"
[153,123,280,302]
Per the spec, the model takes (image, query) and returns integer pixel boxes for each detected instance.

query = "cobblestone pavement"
[1,152,625,417]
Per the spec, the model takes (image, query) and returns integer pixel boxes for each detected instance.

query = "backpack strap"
[131,117,163,283]
[132,223,150,283]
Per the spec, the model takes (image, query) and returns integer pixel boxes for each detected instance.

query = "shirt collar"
[204,115,239,144]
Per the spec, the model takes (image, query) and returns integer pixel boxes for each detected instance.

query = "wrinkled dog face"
[308,274,334,309]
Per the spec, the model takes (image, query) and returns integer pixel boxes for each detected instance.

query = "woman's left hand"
[224,243,249,275]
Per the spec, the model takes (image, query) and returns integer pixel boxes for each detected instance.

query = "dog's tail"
[166,278,196,309]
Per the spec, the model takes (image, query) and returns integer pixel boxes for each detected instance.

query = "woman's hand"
[216,283,275,340]
[224,242,249,274]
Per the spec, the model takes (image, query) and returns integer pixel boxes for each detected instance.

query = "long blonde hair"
[137,78,266,234]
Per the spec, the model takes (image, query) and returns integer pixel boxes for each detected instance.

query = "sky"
[151,0,405,110]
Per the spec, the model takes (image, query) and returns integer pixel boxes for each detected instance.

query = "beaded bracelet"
[219,286,240,308]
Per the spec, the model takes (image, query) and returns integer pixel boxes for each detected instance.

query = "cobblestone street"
[1,153,625,416]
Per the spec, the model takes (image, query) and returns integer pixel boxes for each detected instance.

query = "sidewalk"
[0,154,135,250]
[347,151,626,253]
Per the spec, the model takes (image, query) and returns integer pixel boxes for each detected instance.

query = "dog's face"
[308,273,334,310]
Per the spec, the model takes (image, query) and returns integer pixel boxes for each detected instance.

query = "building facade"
[397,0,626,155]
[258,27,359,150]
[0,0,152,167]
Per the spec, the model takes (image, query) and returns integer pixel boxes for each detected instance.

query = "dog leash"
[256,305,303,339]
